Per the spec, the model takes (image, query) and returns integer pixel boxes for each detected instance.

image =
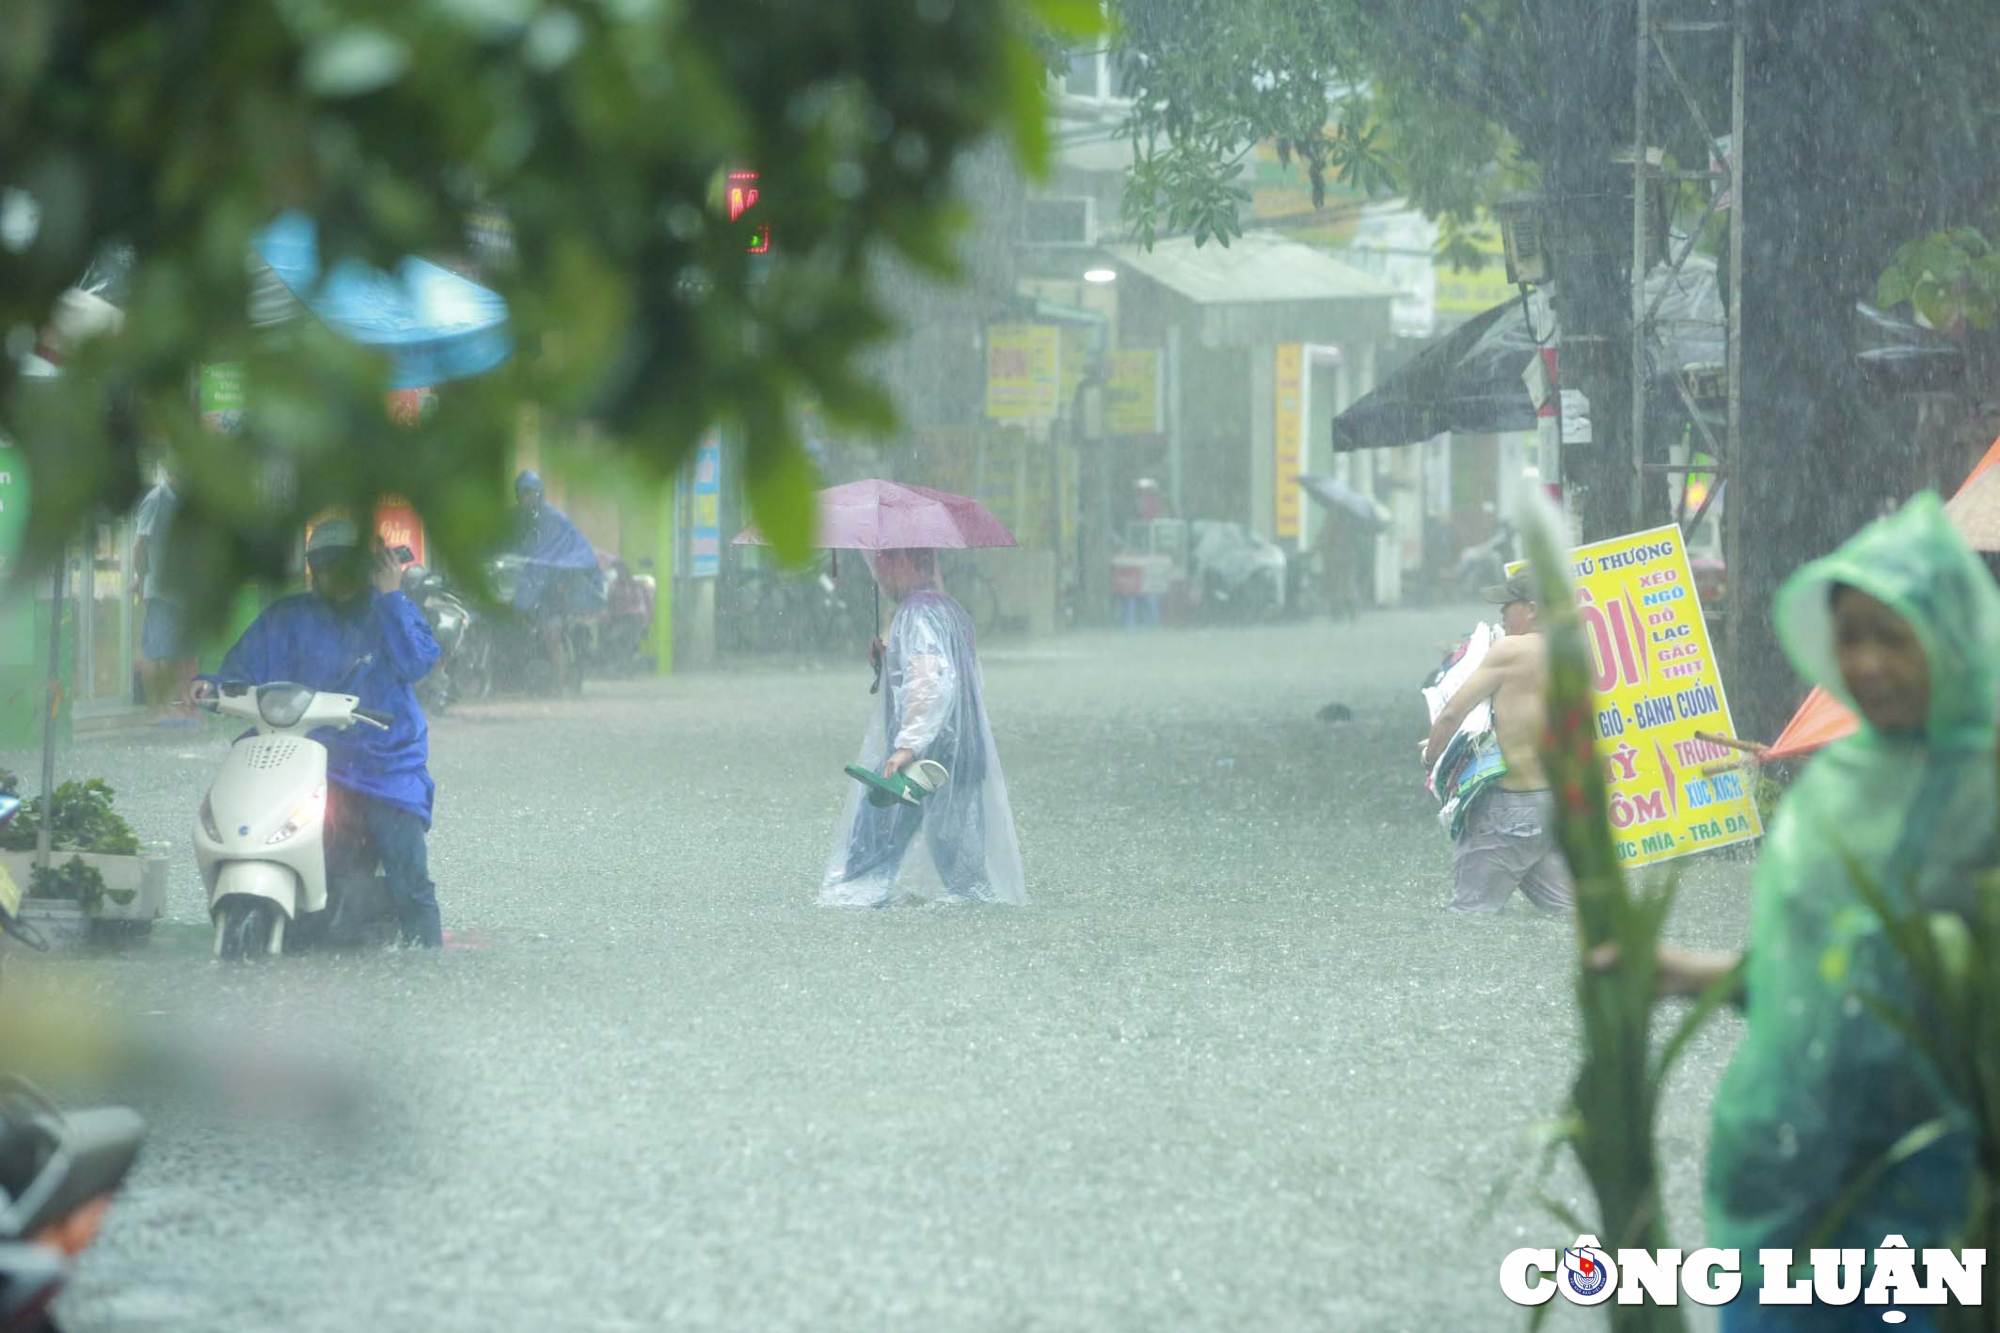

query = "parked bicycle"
[940,553,1003,641]
[727,555,874,656]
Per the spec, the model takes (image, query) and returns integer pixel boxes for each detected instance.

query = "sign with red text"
[375,496,426,567]
[985,324,1061,423]
[1517,525,1762,866]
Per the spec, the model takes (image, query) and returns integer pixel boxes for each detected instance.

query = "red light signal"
[728,170,770,254]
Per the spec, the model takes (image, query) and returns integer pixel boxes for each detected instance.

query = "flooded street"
[9,611,1752,1331]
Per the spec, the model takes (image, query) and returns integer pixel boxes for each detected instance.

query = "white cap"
[306,518,360,555]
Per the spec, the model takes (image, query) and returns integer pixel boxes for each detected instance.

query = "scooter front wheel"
[213,897,284,962]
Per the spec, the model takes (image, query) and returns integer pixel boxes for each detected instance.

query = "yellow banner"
[1517,526,1762,867]
[1106,349,1160,436]
[985,324,1061,422]
[1274,344,1303,539]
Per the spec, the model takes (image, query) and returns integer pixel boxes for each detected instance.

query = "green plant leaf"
[745,442,820,568]
[1025,0,1105,38]
[1650,954,1744,1087]
[1800,1117,1956,1251]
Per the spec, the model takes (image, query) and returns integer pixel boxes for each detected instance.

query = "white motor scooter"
[195,681,392,960]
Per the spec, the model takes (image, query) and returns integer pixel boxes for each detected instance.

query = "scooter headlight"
[199,798,222,843]
[266,784,326,845]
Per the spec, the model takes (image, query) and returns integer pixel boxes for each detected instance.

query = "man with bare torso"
[1420,573,1575,914]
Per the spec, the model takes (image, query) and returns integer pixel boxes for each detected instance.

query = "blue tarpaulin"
[252,212,511,389]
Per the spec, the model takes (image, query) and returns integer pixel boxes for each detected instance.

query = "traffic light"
[727,170,769,254]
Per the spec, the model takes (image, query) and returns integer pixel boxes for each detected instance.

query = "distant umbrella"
[251,212,511,389]
[732,479,1017,553]
[1296,475,1388,530]
[733,480,1017,692]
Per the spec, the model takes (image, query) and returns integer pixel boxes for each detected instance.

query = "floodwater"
[5,609,1753,1330]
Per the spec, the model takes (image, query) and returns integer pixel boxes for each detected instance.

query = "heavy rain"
[2,3,1998,1331]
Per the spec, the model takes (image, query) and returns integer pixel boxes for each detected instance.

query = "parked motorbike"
[0,1080,146,1333]
[395,561,482,712]
[1451,515,1516,601]
[585,554,655,676]
[1189,520,1287,622]
[194,681,398,960]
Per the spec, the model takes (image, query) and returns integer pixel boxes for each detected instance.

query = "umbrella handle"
[867,582,882,694]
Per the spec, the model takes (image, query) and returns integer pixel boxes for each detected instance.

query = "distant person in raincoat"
[133,466,199,724]
[1625,494,1994,1331]
[201,518,445,947]
[508,470,605,693]
[822,548,1025,907]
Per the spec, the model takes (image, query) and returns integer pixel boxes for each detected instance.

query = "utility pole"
[1629,0,1746,682]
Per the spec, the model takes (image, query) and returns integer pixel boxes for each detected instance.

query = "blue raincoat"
[508,503,604,615]
[216,591,442,824]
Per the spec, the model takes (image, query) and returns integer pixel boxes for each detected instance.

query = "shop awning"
[1104,231,1404,348]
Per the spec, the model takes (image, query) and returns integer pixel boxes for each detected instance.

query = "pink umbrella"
[732,479,1015,691]
[731,479,1017,552]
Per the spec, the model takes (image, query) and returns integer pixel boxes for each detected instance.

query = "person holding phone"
[195,518,445,947]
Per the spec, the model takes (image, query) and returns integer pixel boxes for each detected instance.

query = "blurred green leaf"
[1025,0,1104,38]
[745,437,819,567]
[304,28,413,98]
[0,0,1065,630]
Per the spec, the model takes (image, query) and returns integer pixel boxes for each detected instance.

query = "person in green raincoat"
[1643,493,1994,1331]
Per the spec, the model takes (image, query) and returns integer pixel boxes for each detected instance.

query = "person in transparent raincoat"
[822,548,1025,907]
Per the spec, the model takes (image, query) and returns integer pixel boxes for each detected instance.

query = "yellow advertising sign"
[1106,349,1160,436]
[985,324,1061,423]
[1274,344,1303,539]
[1512,525,1762,866]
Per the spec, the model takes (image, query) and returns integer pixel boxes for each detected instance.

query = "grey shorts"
[1450,788,1576,915]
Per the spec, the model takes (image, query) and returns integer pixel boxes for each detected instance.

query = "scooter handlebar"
[354,709,394,730]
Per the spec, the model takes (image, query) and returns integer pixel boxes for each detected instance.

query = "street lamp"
[1082,267,1116,284]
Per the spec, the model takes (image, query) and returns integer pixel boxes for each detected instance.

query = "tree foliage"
[0,0,1092,618]
[1878,227,2000,339]
[1111,0,1531,254]
[1112,0,2000,734]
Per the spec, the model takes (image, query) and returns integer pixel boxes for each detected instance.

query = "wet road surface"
[5,609,1752,1331]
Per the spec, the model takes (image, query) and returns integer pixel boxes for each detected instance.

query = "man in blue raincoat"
[205,518,445,947]
[508,470,604,693]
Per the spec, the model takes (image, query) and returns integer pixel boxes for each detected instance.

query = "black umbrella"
[1331,258,1962,454]
[1329,300,1535,453]
[1333,260,1732,452]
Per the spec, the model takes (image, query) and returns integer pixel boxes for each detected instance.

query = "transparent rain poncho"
[1707,493,1998,1261]
[821,568,1025,907]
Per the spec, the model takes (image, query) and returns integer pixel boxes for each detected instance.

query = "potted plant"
[0,769,165,947]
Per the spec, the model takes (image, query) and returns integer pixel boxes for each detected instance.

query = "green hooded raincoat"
[1707,492,1999,1260]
